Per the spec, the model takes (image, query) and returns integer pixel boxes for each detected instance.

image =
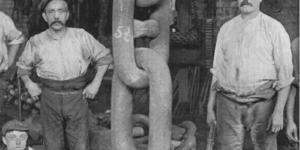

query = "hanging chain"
[112,0,172,150]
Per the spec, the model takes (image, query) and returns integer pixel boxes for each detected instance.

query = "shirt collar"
[46,28,68,41]
[238,11,261,24]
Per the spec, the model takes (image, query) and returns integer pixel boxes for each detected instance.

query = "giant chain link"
[111,0,172,150]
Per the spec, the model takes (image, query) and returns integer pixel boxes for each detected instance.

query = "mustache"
[240,0,253,7]
[50,20,64,26]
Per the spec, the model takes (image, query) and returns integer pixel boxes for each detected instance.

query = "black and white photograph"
[0,0,298,150]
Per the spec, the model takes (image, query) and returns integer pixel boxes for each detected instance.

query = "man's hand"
[286,121,299,142]
[267,111,284,133]
[82,82,100,99]
[0,59,8,73]
[206,108,217,125]
[25,81,42,101]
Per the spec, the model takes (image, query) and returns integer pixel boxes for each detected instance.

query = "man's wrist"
[273,108,284,115]
[24,80,34,88]
[287,118,295,124]
[90,79,101,88]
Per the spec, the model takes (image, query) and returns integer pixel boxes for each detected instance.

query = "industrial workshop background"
[0,0,298,150]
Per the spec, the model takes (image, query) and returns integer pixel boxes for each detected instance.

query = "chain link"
[112,0,172,150]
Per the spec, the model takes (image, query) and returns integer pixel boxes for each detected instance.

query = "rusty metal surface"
[112,0,172,149]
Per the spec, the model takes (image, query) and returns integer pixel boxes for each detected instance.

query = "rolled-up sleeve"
[3,14,24,45]
[272,23,294,90]
[16,39,38,76]
[210,26,225,82]
[80,30,113,67]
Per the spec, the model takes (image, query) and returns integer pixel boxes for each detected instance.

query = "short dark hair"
[39,0,68,12]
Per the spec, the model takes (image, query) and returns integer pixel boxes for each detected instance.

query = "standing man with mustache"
[206,0,293,150]
[16,0,113,149]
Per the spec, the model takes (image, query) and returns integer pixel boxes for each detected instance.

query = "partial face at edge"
[2,130,28,150]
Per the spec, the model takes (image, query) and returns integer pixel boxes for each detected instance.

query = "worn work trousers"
[40,76,88,150]
[216,93,277,150]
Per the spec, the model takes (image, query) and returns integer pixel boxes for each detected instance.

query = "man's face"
[42,0,69,31]
[237,0,262,14]
[2,131,28,150]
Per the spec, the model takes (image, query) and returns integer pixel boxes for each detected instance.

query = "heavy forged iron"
[112,0,173,150]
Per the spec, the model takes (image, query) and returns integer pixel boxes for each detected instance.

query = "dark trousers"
[40,76,88,150]
[216,93,277,150]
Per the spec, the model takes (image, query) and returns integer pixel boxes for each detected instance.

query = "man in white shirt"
[16,0,112,149]
[206,0,293,149]
[0,11,24,110]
